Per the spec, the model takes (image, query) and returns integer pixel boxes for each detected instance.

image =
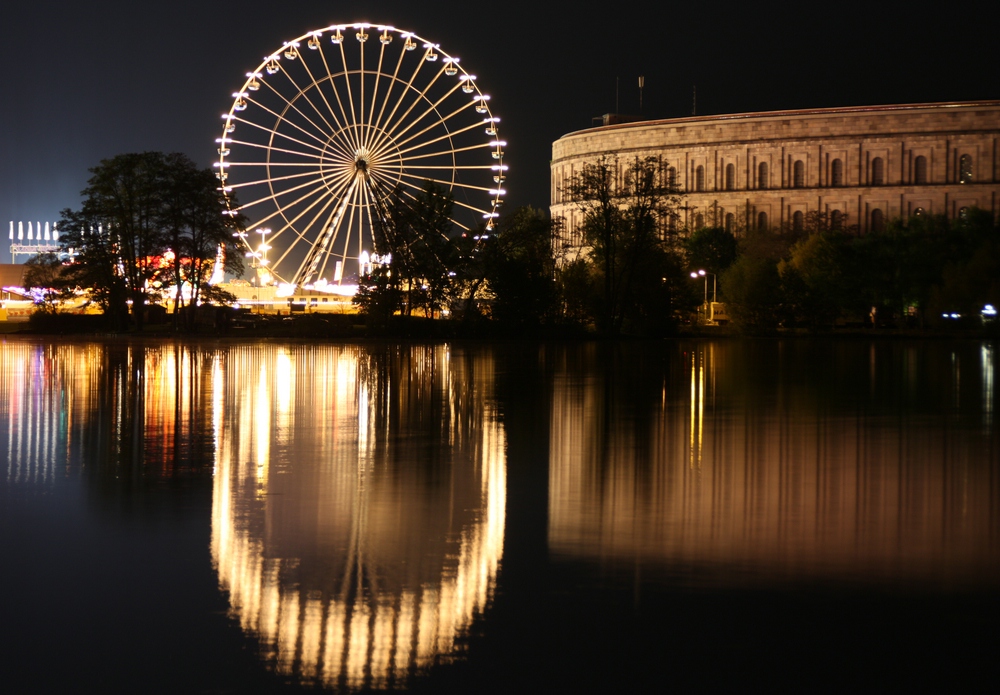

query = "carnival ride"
[217,23,506,293]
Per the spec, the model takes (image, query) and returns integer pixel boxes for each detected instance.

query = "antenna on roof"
[615,76,619,114]
[692,84,697,116]
[638,76,645,113]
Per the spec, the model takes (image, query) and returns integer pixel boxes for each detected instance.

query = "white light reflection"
[1,343,63,483]
[210,344,505,690]
[984,343,994,430]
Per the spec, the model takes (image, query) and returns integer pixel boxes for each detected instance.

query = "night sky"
[1,0,995,247]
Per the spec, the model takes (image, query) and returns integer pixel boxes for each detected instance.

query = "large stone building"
[550,101,1000,245]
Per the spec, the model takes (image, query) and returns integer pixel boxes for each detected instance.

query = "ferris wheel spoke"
[317,178,363,278]
[391,169,494,193]
[265,50,364,151]
[290,177,359,285]
[369,61,450,144]
[240,178,358,224]
[335,41,364,155]
[363,50,433,156]
[228,161,326,169]
[313,49,363,154]
[285,48,356,149]
[227,167,333,191]
[261,61,361,162]
[235,101,332,154]
[237,177,346,239]
[250,84,336,150]
[378,102,478,159]
[225,138,331,164]
[391,117,484,161]
[380,164,503,174]
[389,178,487,228]
[391,184,472,236]
[359,181,379,263]
[399,142,495,162]
[226,116,350,163]
[359,38,368,152]
[366,66,450,157]
[370,77,462,155]
[367,42,407,151]
[320,175,362,270]
[237,168,352,216]
[362,37,396,156]
[269,177,353,274]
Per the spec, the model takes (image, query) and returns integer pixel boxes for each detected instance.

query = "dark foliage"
[55,152,244,331]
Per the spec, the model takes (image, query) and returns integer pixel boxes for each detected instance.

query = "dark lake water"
[1,338,997,693]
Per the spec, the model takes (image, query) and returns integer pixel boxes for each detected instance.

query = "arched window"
[959,154,973,183]
[725,212,735,232]
[871,208,885,232]
[757,211,768,230]
[694,213,705,229]
[793,160,805,188]
[914,156,928,185]
[758,162,768,189]
[871,157,884,186]
[725,163,735,191]
[830,210,843,230]
[792,210,804,231]
[695,165,705,192]
[831,158,844,187]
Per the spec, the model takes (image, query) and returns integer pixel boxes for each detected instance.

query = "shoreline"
[2,320,996,343]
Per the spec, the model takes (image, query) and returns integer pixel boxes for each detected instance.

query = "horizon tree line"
[20,150,999,336]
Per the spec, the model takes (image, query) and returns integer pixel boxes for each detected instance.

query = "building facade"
[550,101,1000,244]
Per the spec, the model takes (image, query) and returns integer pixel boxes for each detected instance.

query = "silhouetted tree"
[372,181,457,317]
[158,153,244,329]
[56,207,131,330]
[563,155,686,335]
[684,226,738,276]
[721,254,784,334]
[353,264,403,327]
[779,231,858,329]
[57,151,242,331]
[482,207,558,329]
[21,252,68,313]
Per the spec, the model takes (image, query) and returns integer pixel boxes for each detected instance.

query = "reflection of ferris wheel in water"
[217,22,507,288]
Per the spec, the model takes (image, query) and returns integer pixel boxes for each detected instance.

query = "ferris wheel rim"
[217,22,506,288]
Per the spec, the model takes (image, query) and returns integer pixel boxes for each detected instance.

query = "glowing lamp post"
[255,227,272,285]
[690,269,717,323]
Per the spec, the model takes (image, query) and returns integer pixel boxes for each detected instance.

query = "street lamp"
[690,269,717,304]
[255,227,271,266]
[690,269,717,323]
[255,227,272,285]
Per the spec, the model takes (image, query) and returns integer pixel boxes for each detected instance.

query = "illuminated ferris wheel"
[217,22,507,288]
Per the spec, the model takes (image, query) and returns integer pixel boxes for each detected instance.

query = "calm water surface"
[1,338,997,693]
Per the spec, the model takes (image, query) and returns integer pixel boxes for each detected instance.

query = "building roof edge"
[555,101,1000,142]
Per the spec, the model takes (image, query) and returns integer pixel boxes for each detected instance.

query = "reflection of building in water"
[549,343,999,586]
[211,345,506,690]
